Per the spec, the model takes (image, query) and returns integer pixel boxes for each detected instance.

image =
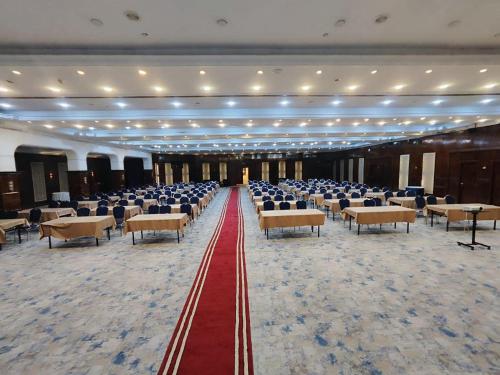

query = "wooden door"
[458,161,478,203]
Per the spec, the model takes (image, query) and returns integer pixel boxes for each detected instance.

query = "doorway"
[242,167,249,185]
[458,161,478,203]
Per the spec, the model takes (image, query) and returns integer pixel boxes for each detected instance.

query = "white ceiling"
[0,1,499,154]
[1,0,500,48]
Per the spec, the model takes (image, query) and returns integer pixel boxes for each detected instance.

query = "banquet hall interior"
[0,1,499,374]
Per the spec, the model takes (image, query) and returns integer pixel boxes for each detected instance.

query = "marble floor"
[0,187,499,374]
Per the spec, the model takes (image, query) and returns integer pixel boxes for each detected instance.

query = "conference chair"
[128,194,137,200]
[48,200,60,208]
[372,187,380,192]
[134,198,144,209]
[144,193,152,199]
[279,201,291,210]
[426,195,437,205]
[59,201,70,208]
[338,198,350,226]
[190,196,200,205]
[415,196,426,220]
[180,196,189,204]
[444,195,456,204]
[384,191,394,200]
[118,199,129,206]
[89,194,99,201]
[98,199,108,207]
[336,192,346,199]
[351,192,361,199]
[373,198,382,206]
[285,194,295,201]
[396,191,406,197]
[405,190,416,197]
[96,206,109,216]
[76,207,91,217]
[166,197,176,205]
[180,203,193,223]
[363,199,376,207]
[263,200,275,211]
[148,205,160,214]
[113,206,125,233]
[159,205,171,214]
[359,188,367,197]
[28,208,42,231]
[274,195,284,202]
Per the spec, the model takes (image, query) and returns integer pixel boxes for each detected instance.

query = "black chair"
[415,196,426,219]
[173,193,182,199]
[405,190,416,197]
[262,196,271,202]
[382,186,390,192]
[279,201,290,210]
[113,206,125,233]
[159,205,171,214]
[118,199,129,206]
[336,192,346,199]
[166,197,176,205]
[180,196,189,204]
[153,193,160,200]
[98,199,108,207]
[263,200,275,211]
[323,193,333,200]
[396,191,406,197]
[190,196,200,205]
[144,193,152,199]
[444,195,456,204]
[75,195,85,201]
[373,197,382,206]
[134,198,144,208]
[384,191,394,200]
[351,192,361,199]
[48,200,60,208]
[363,199,376,207]
[148,205,160,214]
[274,195,283,202]
[332,188,340,194]
[426,195,437,205]
[339,198,350,211]
[69,200,79,210]
[28,208,42,230]
[254,191,262,197]
[96,206,109,216]
[76,207,90,217]
[180,203,193,222]
[372,187,380,193]
[285,194,295,201]
[359,188,367,197]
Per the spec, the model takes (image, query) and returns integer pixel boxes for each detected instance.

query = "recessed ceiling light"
[134,123,143,128]
[201,85,213,92]
[199,70,206,75]
[47,86,62,93]
[301,85,312,91]
[326,122,333,126]
[393,84,406,90]
[44,124,54,129]
[218,122,226,127]
[352,122,360,126]
[0,87,9,93]
[483,82,498,89]
[346,85,359,91]
[116,102,127,108]
[251,85,262,91]
[382,99,393,105]
[371,70,378,74]
[125,126,131,130]
[257,70,263,75]
[432,99,444,105]
[454,119,463,123]
[105,123,114,128]
[77,70,85,75]
[57,102,71,108]
[336,118,341,122]
[0,103,12,108]
[420,117,426,120]
[331,100,342,106]
[246,121,253,127]
[378,121,386,126]
[299,122,307,127]
[74,124,84,129]
[477,118,488,123]
[138,69,147,76]
[89,126,95,130]
[162,123,170,128]
[429,120,437,125]
[226,100,237,107]
[375,14,389,24]
[152,86,165,92]
[172,101,182,107]
[425,69,433,74]
[273,122,280,127]
[316,70,323,75]
[101,86,114,92]
[437,83,451,90]
[11,70,21,75]
[280,100,289,106]
[479,68,488,73]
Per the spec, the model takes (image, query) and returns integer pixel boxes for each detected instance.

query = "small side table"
[457,207,491,250]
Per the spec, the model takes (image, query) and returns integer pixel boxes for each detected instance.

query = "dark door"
[458,161,478,203]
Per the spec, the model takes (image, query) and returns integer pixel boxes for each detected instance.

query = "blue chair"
[190,196,199,205]
[384,191,394,200]
[363,199,375,207]
[148,205,159,214]
[77,207,90,217]
[254,191,262,197]
[90,194,99,201]
[28,208,42,230]
[262,196,272,202]
[373,197,382,206]
[274,195,283,202]
[323,193,333,200]
[173,193,182,199]
[98,199,108,207]
[396,191,406,197]
[285,194,295,201]
[113,206,125,233]
[279,201,291,210]
[359,188,367,197]
[263,201,275,211]
[128,194,137,200]
[166,197,176,205]
[426,195,437,205]
[444,195,455,204]
[159,205,171,214]
[372,187,380,193]
[153,193,160,200]
[332,188,340,194]
[69,200,79,210]
[339,198,350,211]
[118,199,128,206]
[351,192,361,199]
[134,198,144,208]
[180,203,193,222]
[405,190,416,197]
[144,193,152,199]
[336,192,346,199]
[96,206,108,216]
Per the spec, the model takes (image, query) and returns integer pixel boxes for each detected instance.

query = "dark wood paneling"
[124,157,144,187]
[110,170,125,191]
[0,172,22,210]
[67,171,90,198]
[87,157,112,193]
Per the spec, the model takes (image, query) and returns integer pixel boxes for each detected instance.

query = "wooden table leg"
[48,236,52,249]
[407,222,410,233]
[177,229,180,243]
[132,231,135,245]
[96,238,99,246]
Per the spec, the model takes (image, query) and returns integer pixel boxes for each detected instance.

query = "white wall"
[399,154,410,189]
[358,158,364,183]
[421,152,436,193]
[0,127,151,172]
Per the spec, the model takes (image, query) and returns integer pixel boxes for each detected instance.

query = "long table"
[255,201,297,213]
[425,204,500,231]
[323,198,365,218]
[0,218,29,249]
[40,216,116,248]
[387,196,445,209]
[124,214,189,244]
[90,205,142,220]
[343,206,416,235]
[18,207,75,222]
[258,209,326,239]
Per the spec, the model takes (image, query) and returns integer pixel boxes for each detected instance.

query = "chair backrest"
[48,200,60,208]
[268,190,276,196]
[339,198,350,210]
[262,196,271,202]
[360,188,367,196]
[323,193,333,199]
[279,201,291,210]
[69,200,79,210]
[405,190,416,197]
[308,189,316,194]
[350,192,360,198]
[144,193,152,199]
[153,193,160,200]
[344,186,351,193]
[382,186,390,192]
[363,199,375,207]
[59,201,70,208]
[319,188,327,193]
[415,196,426,209]
[118,199,129,206]
[396,191,406,197]
[336,192,346,199]
[190,196,199,204]
[373,197,382,206]
[129,194,137,200]
[274,195,283,201]
[0,210,18,219]
[444,195,455,204]
[263,200,275,211]
[90,194,99,201]
[180,196,189,204]
[113,205,125,220]
[29,208,42,223]
[426,195,437,205]
[96,206,109,216]
[276,190,284,196]
[166,197,176,204]
[180,203,192,215]
[159,205,171,214]
[285,194,295,201]
[148,205,160,214]
[134,198,144,208]
[77,207,90,217]
[98,199,108,207]
[384,191,394,200]
[296,200,307,209]
[372,187,380,192]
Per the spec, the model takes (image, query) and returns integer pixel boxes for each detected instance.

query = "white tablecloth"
[52,192,70,201]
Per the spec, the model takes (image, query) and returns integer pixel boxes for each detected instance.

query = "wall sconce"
[83,176,88,184]
[48,172,54,179]
[90,171,95,177]
[8,180,14,192]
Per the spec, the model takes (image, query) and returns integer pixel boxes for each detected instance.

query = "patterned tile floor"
[0,187,499,374]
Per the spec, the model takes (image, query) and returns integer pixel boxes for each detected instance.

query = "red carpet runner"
[158,188,253,375]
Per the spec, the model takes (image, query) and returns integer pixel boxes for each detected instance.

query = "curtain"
[294,161,302,180]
